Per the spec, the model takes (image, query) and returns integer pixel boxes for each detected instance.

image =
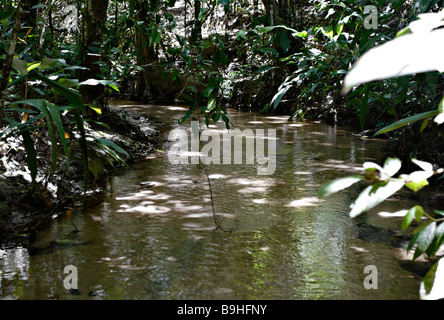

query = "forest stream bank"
[0,104,159,245]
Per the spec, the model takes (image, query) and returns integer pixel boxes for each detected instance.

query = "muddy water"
[0,104,427,299]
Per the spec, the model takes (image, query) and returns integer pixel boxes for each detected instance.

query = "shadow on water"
[0,103,432,299]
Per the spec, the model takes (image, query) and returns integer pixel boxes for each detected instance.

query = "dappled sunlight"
[311,159,363,174]
[294,171,312,175]
[227,177,275,186]
[285,196,324,208]
[208,173,229,179]
[287,123,304,127]
[115,190,155,201]
[167,106,188,111]
[237,186,268,194]
[377,210,409,218]
[117,204,171,216]
[252,198,269,204]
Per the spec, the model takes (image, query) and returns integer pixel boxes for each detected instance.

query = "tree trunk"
[133,0,180,102]
[190,0,202,43]
[1,3,23,118]
[22,0,39,30]
[78,0,109,105]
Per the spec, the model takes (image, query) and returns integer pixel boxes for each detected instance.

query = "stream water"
[0,103,429,299]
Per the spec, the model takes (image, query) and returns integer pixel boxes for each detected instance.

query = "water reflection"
[0,104,427,299]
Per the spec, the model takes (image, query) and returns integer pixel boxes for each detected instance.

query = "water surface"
[0,104,426,299]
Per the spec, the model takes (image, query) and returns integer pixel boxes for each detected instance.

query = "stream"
[0,103,428,299]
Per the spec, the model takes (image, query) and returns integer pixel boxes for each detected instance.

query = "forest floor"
[0,104,159,246]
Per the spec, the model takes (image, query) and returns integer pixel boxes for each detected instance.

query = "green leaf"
[279,31,290,53]
[95,138,129,158]
[236,29,248,40]
[207,98,216,112]
[12,58,28,76]
[45,100,70,168]
[29,73,84,111]
[420,258,444,300]
[27,62,41,72]
[13,99,60,171]
[349,180,405,218]
[271,76,295,109]
[382,157,402,178]
[374,110,439,136]
[318,175,364,199]
[413,221,436,260]
[87,104,102,115]
[149,28,161,46]
[405,179,429,192]
[256,24,299,35]
[403,205,424,230]
[38,57,67,70]
[343,28,444,93]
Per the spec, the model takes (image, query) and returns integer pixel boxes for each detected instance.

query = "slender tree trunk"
[22,0,39,30]
[191,0,202,43]
[78,0,109,105]
[1,3,24,120]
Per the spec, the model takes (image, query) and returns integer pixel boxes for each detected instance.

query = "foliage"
[0,3,128,195]
[320,9,444,299]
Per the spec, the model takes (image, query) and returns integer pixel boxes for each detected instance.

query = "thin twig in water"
[204,164,231,233]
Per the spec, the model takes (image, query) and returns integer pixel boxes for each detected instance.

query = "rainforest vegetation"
[1,0,444,300]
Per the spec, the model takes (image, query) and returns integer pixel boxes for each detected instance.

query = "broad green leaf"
[413,221,436,260]
[12,58,28,76]
[87,104,102,115]
[405,179,429,192]
[280,31,290,53]
[149,28,161,46]
[363,161,383,172]
[374,110,439,136]
[78,79,119,92]
[396,26,412,37]
[409,10,444,34]
[434,210,444,216]
[420,118,431,132]
[349,179,405,218]
[382,157,402,178]
[45,100,70,168]
[38,57,67,70]
[318,175,364,199]
[336,23,344,36]
[13,100,59,171]
[412,158,434,172]
[256,25,299,35]
[236,29,248,40]
[402,205,424,230]
[420,258,444,300]
[207,98,216,112]
[95,138,129,158]
[403,206,416,230]
[29,73,84,111]
[434,112,444,124]
[27,62,41,72]
[343,29,444,93]
[271,76,295,109]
